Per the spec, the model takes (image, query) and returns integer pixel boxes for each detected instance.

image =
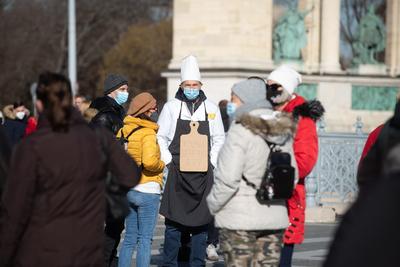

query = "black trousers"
[279,243,294,267]
[104,209,125,267]
[207,219,219,246]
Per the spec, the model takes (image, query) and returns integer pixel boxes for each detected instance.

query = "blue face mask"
[115,91,129,105]
[183,88,200,100]
[226,102,237,117]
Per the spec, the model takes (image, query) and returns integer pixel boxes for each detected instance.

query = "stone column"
[386,0,400,77]
[320,0,342,74]
[169,0,274,70]
[265,0,274,69]
[298,0,321,74]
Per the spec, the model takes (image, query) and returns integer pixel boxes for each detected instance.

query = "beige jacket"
[207,109,298,230]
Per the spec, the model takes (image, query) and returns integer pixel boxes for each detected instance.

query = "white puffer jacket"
[207,109,298,230]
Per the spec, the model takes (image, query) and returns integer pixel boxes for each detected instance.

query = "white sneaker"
[206,244,219,261]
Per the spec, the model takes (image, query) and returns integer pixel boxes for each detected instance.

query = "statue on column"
[273,6,311,61]
[352,5,386,65]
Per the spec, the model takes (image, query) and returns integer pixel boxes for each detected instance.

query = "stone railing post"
[306,169,318,208]
[354,116,364,135]
[306,119,323,208]
[317,117,326,133]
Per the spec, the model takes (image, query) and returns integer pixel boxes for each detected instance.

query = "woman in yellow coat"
[117,92,165,267]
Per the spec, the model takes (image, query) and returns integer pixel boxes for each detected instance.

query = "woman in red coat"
[266,65,324,267]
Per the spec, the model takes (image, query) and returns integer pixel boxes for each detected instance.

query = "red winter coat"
[24,117,37,136]
[359,124,383,162]
[282,94,321,244]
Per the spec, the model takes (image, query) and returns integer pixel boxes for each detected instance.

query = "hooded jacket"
[357,100,400,194]
[157,89,225,168]
[89,96,125,134]
[207,109,298,230]
[3,105,27,147]
[283,95,324,179]
[282,94,325,244]
[117,116,165,187]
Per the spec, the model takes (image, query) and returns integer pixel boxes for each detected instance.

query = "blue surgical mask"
[226,102,237,117]
[183,88,200,100]
[115,91,129,105]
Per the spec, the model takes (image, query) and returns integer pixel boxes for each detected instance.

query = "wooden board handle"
[190,121,199,133]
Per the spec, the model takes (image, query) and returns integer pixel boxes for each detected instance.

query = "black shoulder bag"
[243,141,295,203]
[92,126,134,220]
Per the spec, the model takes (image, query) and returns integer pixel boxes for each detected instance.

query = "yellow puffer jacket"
[117,116,165,186]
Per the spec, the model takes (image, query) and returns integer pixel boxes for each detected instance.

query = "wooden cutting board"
[180,121,208,172]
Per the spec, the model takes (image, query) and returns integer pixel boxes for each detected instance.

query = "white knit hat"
[180,55,201,83]
[267,65,302,94]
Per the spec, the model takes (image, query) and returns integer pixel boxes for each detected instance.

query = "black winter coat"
[0,110,140,267]
[89,96,125,134]
[0,125,11,198]
[325,100,400,267]
[357,100,400,195]
[3,118,27,147]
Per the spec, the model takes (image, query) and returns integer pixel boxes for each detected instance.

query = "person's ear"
[35,100,44,113]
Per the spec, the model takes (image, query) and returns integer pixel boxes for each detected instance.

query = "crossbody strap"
[242,141,276,189]
[121,126,144,140]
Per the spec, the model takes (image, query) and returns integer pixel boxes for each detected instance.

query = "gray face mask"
[150,111,159,122]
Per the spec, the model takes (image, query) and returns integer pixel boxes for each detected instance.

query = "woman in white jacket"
[207,78,298,267]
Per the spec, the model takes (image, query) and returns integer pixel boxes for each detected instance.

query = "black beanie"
[104,74,128,95]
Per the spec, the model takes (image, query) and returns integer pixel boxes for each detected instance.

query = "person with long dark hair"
[0,72,140,267]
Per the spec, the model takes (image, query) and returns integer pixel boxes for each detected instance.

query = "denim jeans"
[163,219,208,267]
[118,190,160,267]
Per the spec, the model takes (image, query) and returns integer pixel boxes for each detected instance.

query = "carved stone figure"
[352,5,386,65]
[273,6,311,61]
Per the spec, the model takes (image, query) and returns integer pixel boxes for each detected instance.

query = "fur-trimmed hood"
[3,105,15,120]
[283,95,325,121]
[292,99,325,121]
[236,109,296,145]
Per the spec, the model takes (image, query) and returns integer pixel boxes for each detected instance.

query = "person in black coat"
[0,72,140,267]
[90,74,129,135]
[324,99,400,267]
[3,102,29,147]
[90,73,131,267]
[0,124,11,198]
[357,99,400,195]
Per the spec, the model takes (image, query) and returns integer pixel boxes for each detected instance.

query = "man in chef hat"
[157,55,225,266]
[266,65,325,267]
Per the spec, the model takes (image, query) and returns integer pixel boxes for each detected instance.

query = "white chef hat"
[180,55,201,83]
[267,65,302,94]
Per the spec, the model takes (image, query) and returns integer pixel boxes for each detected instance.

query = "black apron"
[160,102,214,227]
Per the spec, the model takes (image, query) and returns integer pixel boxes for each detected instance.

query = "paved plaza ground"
[125,216,338,267]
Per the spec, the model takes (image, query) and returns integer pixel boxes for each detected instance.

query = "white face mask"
[16,111,25,120]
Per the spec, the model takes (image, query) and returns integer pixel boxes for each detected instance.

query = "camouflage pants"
[219,228,284,267]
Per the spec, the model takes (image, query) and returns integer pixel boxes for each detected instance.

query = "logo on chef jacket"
[208,113,216,120]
